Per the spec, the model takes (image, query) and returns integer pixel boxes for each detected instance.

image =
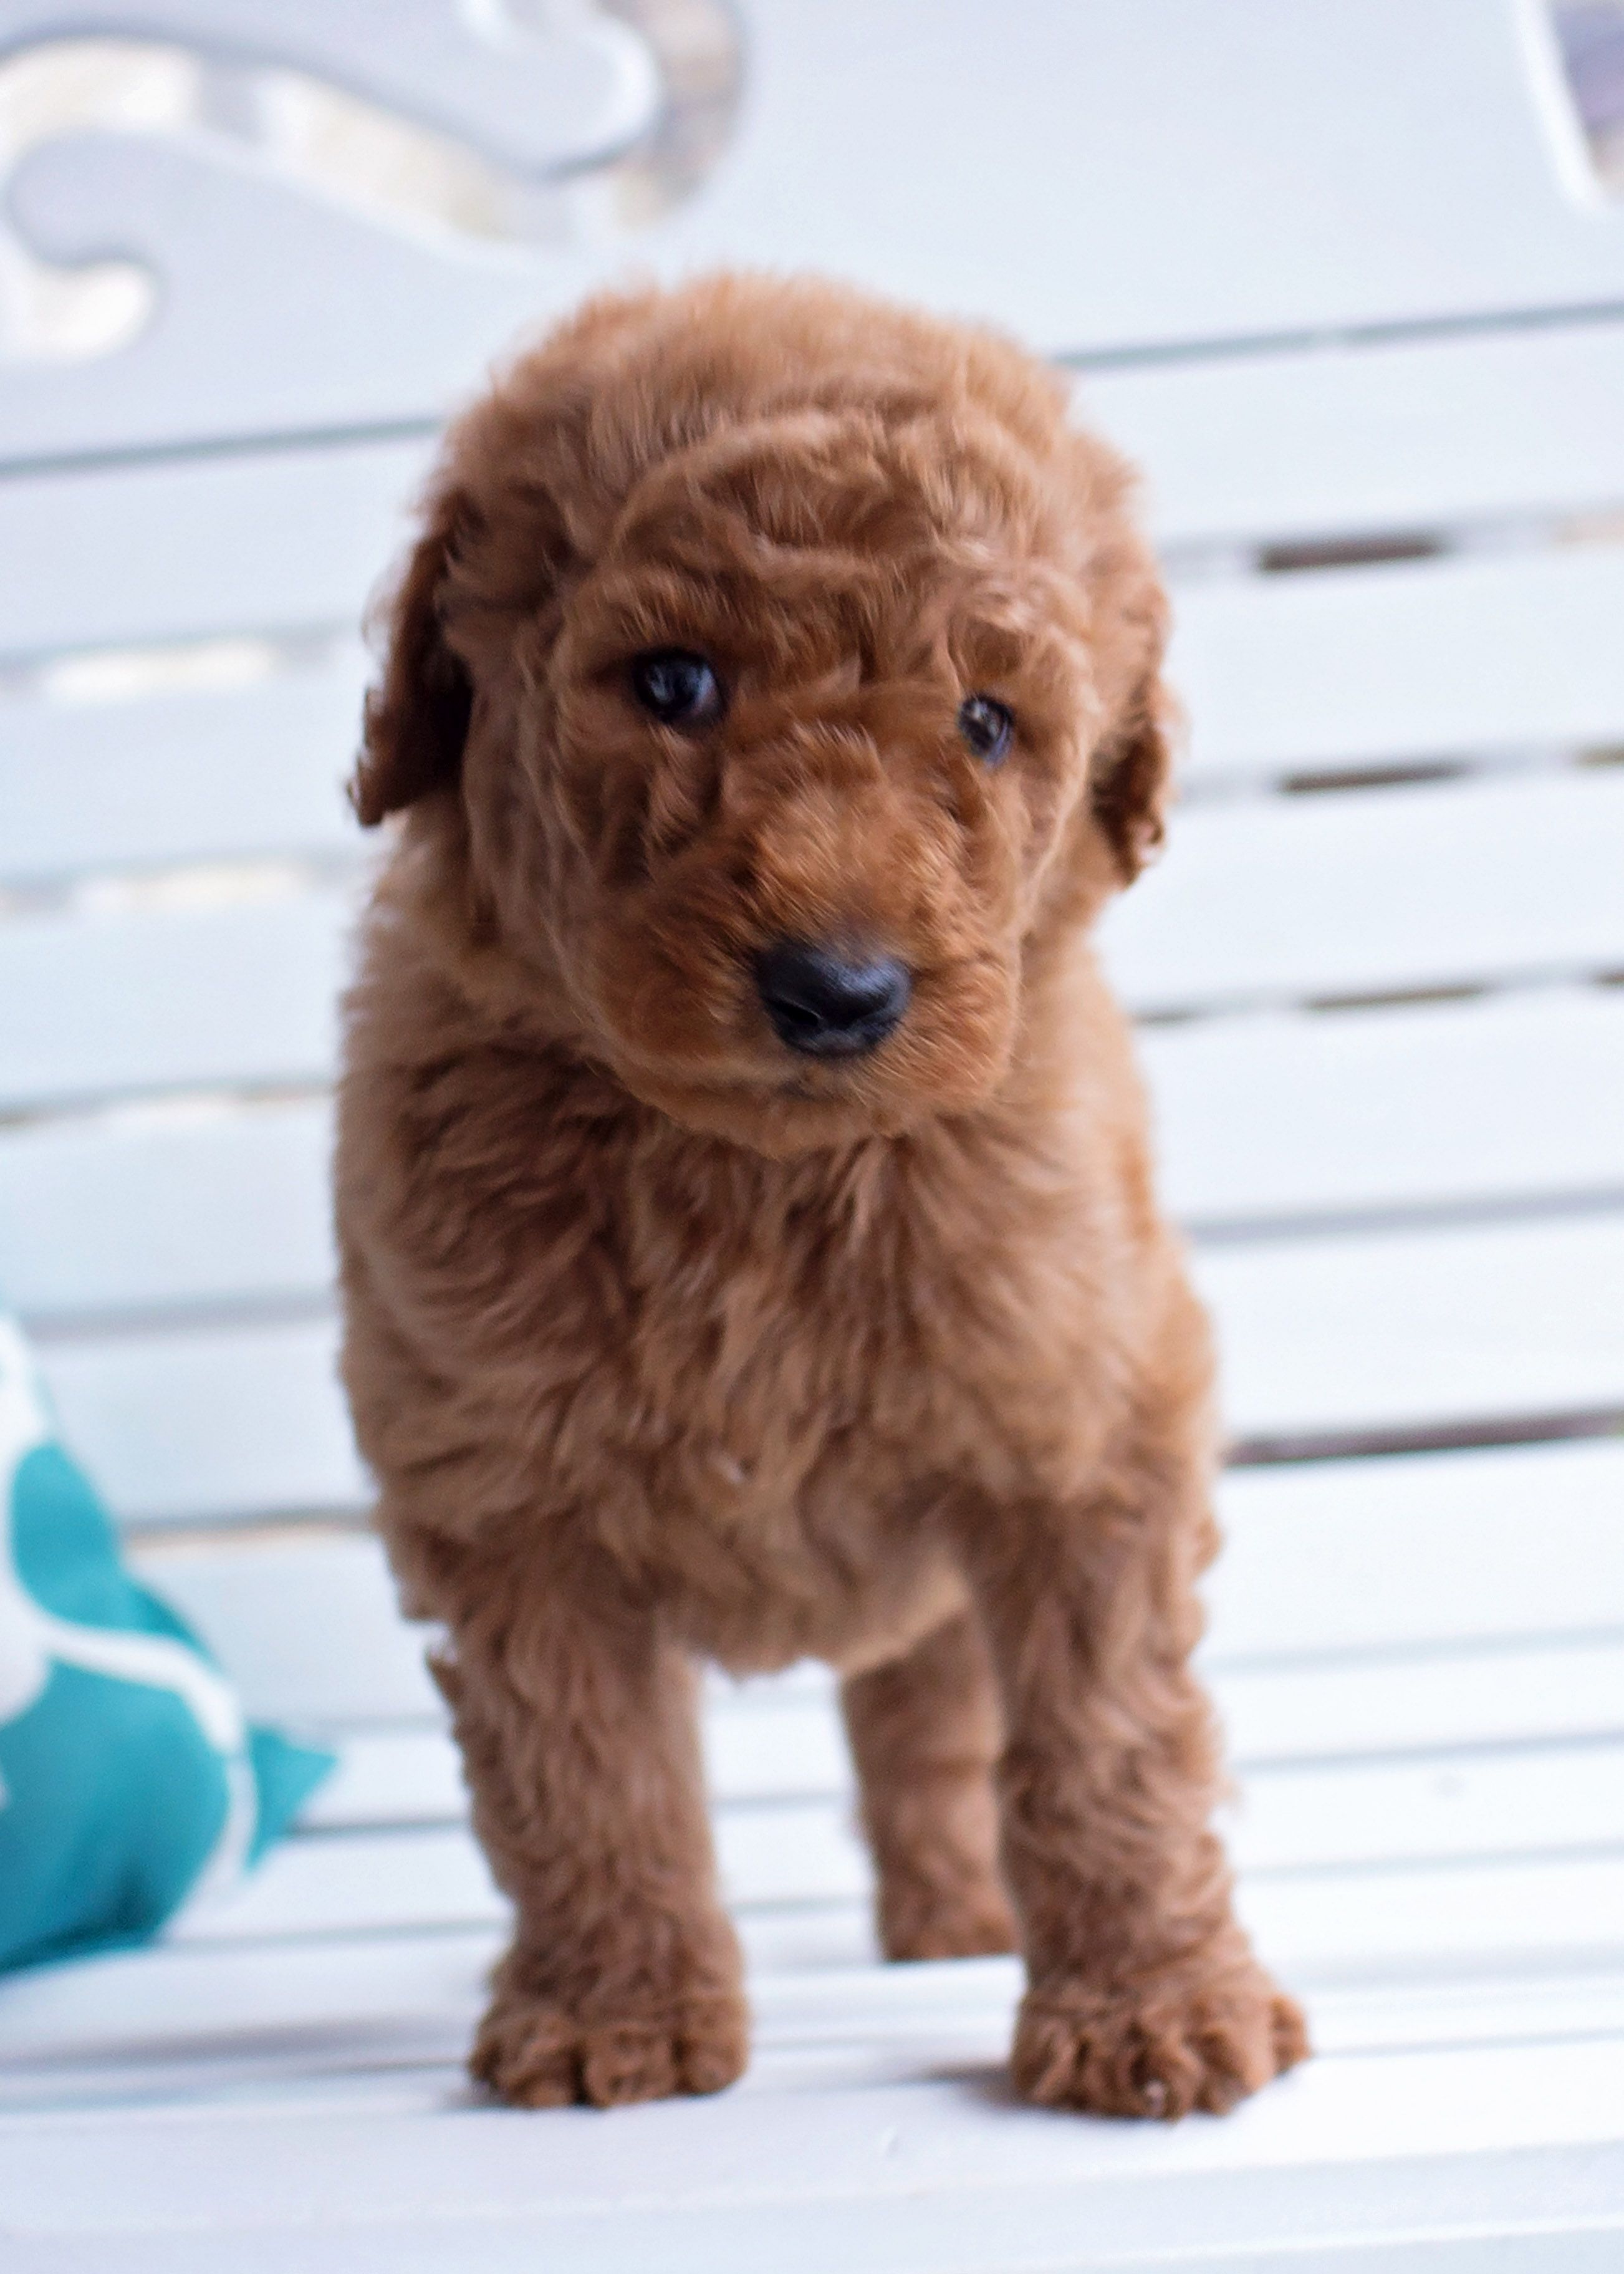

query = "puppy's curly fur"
[336,274,1307,2119]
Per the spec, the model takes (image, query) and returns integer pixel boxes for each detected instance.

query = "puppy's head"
[355,276,1172,1154]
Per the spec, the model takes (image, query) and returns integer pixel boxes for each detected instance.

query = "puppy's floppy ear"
[1087,541,1177,884]
[351,490,478,827]
[1090,670,1176,885]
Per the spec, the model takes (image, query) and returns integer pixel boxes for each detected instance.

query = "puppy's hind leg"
[841,1610,1017,1961]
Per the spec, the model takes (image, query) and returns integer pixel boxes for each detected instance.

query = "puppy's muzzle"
[755,941,911,1058]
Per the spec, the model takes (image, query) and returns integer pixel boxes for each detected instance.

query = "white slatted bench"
[2,3,1623,2265]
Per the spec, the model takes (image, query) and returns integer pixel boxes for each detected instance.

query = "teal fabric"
[0,1314,334,1973]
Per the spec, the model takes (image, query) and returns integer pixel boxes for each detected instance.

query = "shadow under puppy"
[336,273,1308,2119]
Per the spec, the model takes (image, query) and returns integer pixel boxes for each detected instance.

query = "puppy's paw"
[471,1988,750,2109]
[1012,1960,1308,2119]
[880,1883,1019,1962]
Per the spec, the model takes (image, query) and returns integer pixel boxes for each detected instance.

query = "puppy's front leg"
[959,1442,1308,2119]
[427,1535,747,2109]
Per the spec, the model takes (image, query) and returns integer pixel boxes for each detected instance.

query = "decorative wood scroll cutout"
[0,2,742,362]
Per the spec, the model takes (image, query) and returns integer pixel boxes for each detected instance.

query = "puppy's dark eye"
[629,648,724,728]
[958,694,1014,766]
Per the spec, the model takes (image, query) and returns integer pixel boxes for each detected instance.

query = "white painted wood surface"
[8,766,1622,1112]
[19,1209,1623,1525]
[2,3,1623,2266]
[7,0,1624,463]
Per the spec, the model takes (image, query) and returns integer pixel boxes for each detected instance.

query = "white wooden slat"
[6,543,1623,880]
[1175,544,1624,784]
[0,650,368,885]
[7,322,1624,707]
[0,889,348,1115]
[121,1438,1624,1691]
[9,766,1620,1117]
[300,1729,463,1829]
[723,1731,1624,1902]
[130,1528,435,1721]
[301,1632,1624,1832]
[1241,1854,1624,1987]
[2,2031,1622,2273]
[6,1930,1624,2088]
[0,438,426,663]
[162,1821,500,1944]
[160,1793,1624,1980]
[1216,1640,1624,1768]
[8,435,1624,750]
[1101,766,1624,1017]
[9,986,1624,1327]
[741,1961,1624,2067]
[761,1859,1624,2002]
[1145,985,1624,1231]
[4,2175,1603,2274]
[1228,1743,1624,1876]
[131,1435,1623,1754]
[3,536,1621,900]
[1197,1210,1624,1445]
[42,1207,1624,1524]
[1209,1438,1624,1660]
[0,1926,502,2078]
[9,0,1624,470]
[0,1099,334,1322]
[39,1317,368,1525]
[17,535,1622,920]
[719,1639,1624,1799]
[209,1713,1624,1939]
[724,1745,1624,1910]
[1087,316,1624,551]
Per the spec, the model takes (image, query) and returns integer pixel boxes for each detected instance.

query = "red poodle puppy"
[336,272,1307,2118]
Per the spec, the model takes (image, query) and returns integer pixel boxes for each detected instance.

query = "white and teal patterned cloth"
[0,1313,332,1972]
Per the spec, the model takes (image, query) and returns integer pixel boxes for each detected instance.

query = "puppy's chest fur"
[353,1024,1156,1668]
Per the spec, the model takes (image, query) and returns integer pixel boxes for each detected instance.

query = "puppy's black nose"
[755,941,911,1057]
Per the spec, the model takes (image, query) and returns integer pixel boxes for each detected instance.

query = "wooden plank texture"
[300,1636,1624,1828]
[1143,986,1624,1231]
[0,889,349,1114]
[8,766,1620,1114]
[4,4,1624,2263]
[1,2036,1622,2273]
[1174,542,1624,783]
[1100,766,1624,1018]
[5,1936,1624,2084]
[0,1099,335,1322]
[1087,317,1624,549]
[38,1317,369,1525]
[1,650,368,885]
[9,313,1624,648]
[7,537,1622,879]
[0,439,426,663]
[1196,1210,1624,1442]
[34,1209,1622,1524]
[9,984,1622,1328]
[126,1439,1624,1725]
[152,1793,1624,1961]
[8,0,1624,471]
